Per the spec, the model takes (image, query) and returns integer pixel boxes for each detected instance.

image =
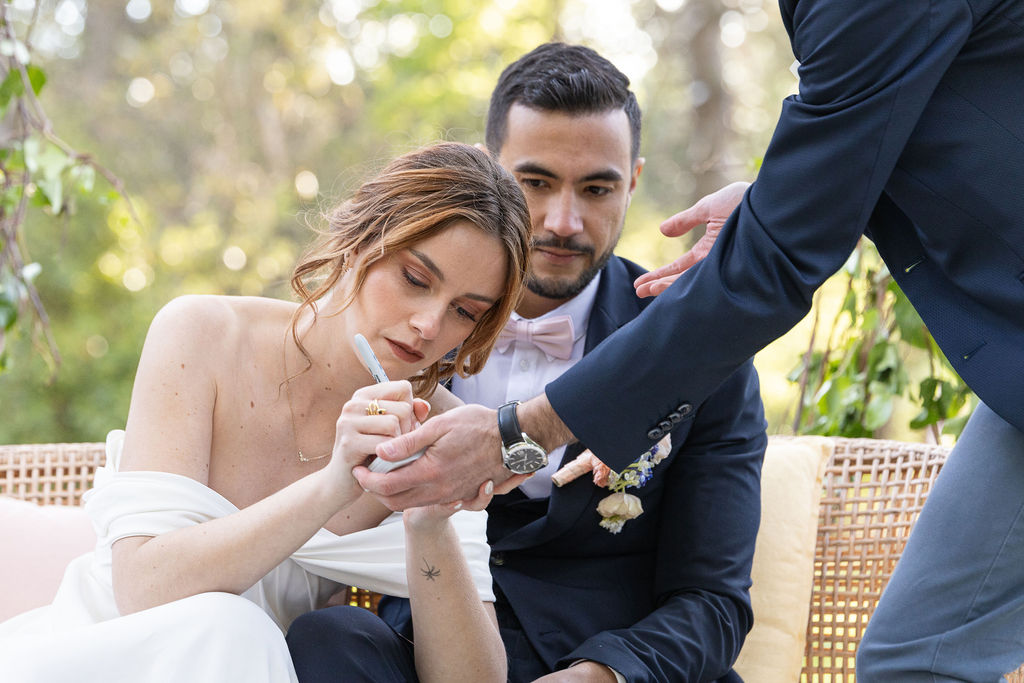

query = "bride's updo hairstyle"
[290,142,531,396]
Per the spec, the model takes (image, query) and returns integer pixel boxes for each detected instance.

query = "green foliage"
[1,0,578,442]
[788,240,976,441]
[3,0,969,445]
[0,7,138,441]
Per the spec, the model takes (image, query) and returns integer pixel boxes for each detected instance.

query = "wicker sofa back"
[2,437,1021,681]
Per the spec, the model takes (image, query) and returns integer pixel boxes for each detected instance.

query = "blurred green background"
[0,0,971,444]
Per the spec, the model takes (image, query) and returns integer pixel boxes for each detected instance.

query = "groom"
[289,43,767,682]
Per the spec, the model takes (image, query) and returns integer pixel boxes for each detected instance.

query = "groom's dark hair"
[485,42,642,162]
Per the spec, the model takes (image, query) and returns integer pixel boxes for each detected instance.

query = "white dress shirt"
[452,273,601,499]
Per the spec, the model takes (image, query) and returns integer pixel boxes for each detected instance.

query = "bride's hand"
[326,380,421,502]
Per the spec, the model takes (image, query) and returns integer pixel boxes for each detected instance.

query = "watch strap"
[498,401,523,447]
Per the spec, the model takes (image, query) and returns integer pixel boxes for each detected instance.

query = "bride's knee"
[172,592,285,649]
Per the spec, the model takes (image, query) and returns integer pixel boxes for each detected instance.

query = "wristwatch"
[498,401,549,474]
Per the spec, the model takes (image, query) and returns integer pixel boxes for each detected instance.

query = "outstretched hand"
[634,181,749,297]
[353,403,516,511]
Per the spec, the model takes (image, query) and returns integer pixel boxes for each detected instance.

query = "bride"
[0,142,530,683]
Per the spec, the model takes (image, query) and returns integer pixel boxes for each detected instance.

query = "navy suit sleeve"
[560,363,767,682]
[546,0,976,465]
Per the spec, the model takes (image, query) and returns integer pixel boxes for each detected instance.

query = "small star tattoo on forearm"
[420,558,441,581]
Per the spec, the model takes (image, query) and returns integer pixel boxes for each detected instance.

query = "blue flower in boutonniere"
[551,435,672,534]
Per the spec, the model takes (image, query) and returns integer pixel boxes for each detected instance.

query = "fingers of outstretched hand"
[634,260,691,298]
[700,181,749,230]
[358,405,510,509]
[492,473,531,495]
[375,413,440,461]
[353,453,456,511]
[635,250,698,285]
[659,207,702,237]
[458,479,496,512]
[660,181,748,236]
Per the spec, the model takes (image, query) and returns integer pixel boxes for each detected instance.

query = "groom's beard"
[526,235,618,301]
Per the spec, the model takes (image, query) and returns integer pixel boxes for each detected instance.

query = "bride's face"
[345,220,508,379]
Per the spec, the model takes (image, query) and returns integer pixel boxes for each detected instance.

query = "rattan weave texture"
[0,441,107,506]
[803,437,1024,682]
[3,437,1021,680]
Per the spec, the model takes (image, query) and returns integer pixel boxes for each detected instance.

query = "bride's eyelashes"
[453,304,478,322]
[402,267,428,289]
[401,267,478,322]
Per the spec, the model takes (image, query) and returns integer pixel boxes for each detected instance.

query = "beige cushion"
[733,436,833,683]
[0,496,96,622]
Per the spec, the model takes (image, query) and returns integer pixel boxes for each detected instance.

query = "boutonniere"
[551,435,672,533]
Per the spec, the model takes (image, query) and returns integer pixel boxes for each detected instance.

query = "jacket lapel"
[492,257,649,550]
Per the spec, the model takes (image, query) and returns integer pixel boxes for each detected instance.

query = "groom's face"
[496,104,643,318]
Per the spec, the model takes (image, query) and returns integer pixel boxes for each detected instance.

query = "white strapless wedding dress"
[0,430,494,682]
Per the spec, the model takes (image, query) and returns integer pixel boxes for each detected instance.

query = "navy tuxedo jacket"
[381,256,766,682]
[484,256,766,682]
[549,0,1024,464]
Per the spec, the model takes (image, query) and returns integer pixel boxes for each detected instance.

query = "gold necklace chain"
[282,334,331,463]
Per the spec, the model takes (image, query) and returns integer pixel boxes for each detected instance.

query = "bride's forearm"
[111,468,358,615]
[405,520,505,683]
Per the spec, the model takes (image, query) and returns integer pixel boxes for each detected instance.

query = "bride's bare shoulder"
[149,295,291,337]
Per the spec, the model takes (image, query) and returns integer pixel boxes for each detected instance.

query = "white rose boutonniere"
[552,435,672,534]
[596,492,644,533]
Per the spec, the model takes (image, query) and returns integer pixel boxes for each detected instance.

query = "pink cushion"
[0,496,96,621]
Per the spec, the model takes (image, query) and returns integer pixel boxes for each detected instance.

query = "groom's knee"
[287,605,415,682]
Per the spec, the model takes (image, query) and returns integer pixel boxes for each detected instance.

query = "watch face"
[504,442,547,474]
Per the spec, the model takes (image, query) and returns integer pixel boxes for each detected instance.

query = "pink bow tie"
[496,315,576,360]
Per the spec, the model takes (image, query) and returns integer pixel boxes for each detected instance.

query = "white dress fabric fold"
[0,430,494,682]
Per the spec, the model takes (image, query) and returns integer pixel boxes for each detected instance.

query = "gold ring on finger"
[366,398,386,416]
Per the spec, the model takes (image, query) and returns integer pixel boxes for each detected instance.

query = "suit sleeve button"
[647,427,663,440]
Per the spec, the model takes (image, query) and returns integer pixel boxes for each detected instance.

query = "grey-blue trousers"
[857,403,1024,682]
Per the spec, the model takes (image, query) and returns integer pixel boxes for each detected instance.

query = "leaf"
[71,164,96,193]
[25,140,72,180]
[0,296,16,330]
[860,306,880,332]
[910,378,952,429]
[864,392,894,430]
[787,349,821,383]
[26,65,46,95]
[841,288,857,319]
[34,176,64,212]
[942,414,970,438]
[0,69,23,108]
[0,62,44,118]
